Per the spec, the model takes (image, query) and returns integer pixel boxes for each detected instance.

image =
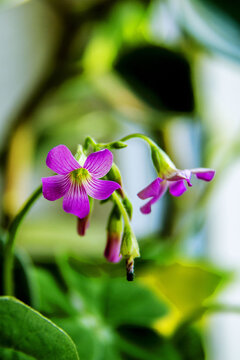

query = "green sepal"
[120,226,140,259]
[107,205,123,235]
[150,144,176,178]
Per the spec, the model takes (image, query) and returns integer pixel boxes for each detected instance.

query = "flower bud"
[74,144,87,165]
[104,205,123,263]
[120,226,140,260]
[151,144,176,179]
[77,216,90,236]
[77,197,93,236]
[108,141,127,149]
[107,163,124,198]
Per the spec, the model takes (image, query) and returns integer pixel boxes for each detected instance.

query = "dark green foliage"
[115,45,194,112]
[173,326,205,360]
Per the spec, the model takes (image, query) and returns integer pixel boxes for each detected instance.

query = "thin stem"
[3,185,42,295]
[119,133,157,147]
[83,136,97,153]
[111,191,131,228]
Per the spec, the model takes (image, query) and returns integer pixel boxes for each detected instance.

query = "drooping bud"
[77,197,93,236]
[104,205,123,263]
[102,141,127,149]
[77,216,90,236]
[120,225,140,280]
[109,141,127,149]
[150,144,176,179]
[107,163,124,198]
[120,226,140,259]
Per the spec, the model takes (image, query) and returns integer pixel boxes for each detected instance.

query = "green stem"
[119,133,157,147]
[111,191,131,228]
[3,185,42,295]
[83,136,97,153]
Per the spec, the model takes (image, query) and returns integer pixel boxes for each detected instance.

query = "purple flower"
[42,145,120,218]
[138,168,215,214]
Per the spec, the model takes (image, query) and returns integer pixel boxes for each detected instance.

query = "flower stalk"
[3,185,42,295]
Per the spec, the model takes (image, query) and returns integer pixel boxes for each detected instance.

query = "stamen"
[71,168,90,184]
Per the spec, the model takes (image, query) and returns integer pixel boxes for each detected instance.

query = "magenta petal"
[84,177,120,200]
[191,168,215,182]
[42,175,70,201]
[83,149,113,178]
[46,145,81,175]
[63,183,90,219]
[137,178,163,200]
[168,180,187,197]
[139,179,168,214]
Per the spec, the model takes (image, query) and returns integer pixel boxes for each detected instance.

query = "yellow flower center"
[71,168,90,184]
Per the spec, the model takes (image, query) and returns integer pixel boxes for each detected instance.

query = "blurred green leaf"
[117,325,180,360]
[143,262,227,314]
[103,279,167,327]
[0,297,79,360]
[172,326,205,360]
[34,268,75,317]
[115,45,194,112]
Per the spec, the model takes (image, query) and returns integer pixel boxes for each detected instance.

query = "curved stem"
[83,136,97,153]
[119,133,157,147]
[3,185,42,295]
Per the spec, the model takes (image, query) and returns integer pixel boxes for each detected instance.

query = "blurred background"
[0,0,240,359]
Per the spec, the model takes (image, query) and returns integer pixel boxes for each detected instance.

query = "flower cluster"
[42,135,215,280]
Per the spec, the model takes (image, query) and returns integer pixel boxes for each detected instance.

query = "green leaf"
[103,278,167,327]
[33,268,75,317]
[117,325,181,360]
[144,262,227,314]
[0,297,79,360]
[172,326,205,360]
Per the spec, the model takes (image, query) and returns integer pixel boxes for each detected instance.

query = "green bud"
[107,163,125,198]
[108,141,127,149]
[107,205,122,234]
[107,163,122,186]
[120,226,140,259]
[150,144,176,179]
[74,144,87,165]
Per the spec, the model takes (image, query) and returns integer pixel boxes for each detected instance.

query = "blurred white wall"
[0,0,61,150]
[197,55,240,360]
